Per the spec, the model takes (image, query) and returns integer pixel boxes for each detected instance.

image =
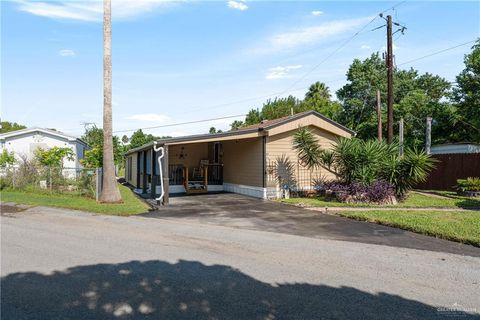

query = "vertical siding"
[222,138,264,187]
[125,154,138,186]
[266,126,338,189]
[131,154,138,186]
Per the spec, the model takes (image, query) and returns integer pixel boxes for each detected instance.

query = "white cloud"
[227,0,248,11]
[311,10,323,16]
[59,49,76,57]
[360,44,370,49]
[126,113,170,123]
[14,0,180,22]
[253,16,372,54]
[265,65,302,80]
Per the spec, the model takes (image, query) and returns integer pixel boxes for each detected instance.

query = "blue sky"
[2,0,479,137]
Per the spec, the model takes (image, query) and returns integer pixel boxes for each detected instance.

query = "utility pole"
[376,90,382,141]
[399,117,404,156]
[426,116,432,154]
[376,13,406,144]
[386,15,394,144]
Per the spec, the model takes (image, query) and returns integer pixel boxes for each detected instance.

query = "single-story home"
[124,110,354,203]
[0,127,88,168]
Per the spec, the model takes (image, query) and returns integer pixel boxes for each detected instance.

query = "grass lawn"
[1,184,150,216]
[337,210,480,247]
[281,192,480,209]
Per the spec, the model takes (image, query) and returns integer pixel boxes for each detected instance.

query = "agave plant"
[380,148,437,197]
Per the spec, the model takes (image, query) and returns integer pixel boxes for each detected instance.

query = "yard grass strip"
[336,210,480,247]
[281,192,480,209]
[0,184,150,216]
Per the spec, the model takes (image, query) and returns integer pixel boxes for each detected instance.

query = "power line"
[112,114,247,134]
[397,40,476,66]
[276,1,407,96]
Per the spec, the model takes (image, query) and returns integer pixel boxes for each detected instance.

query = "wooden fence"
[415,153,480,190]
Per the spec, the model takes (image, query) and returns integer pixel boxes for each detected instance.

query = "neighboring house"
[0,127,88,168]
[124,111,354,201]
[431,143,480,155]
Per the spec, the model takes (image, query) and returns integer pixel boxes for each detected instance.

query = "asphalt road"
[2,205,479,319]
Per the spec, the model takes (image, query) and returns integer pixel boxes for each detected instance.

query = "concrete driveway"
[145,193,480,257]
[2,202,480,319]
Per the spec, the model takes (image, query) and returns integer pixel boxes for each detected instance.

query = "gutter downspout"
[153,142,165,202]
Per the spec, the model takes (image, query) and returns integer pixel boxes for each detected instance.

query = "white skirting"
[168,183,269,199]
[223,183,267,199]
[169,184,224,194]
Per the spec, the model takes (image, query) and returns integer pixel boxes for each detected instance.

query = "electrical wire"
[397,40,476,66]
[112,114,247,134]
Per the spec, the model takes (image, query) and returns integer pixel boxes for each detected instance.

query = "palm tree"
[99,0,122,203]
[305,81,331,101]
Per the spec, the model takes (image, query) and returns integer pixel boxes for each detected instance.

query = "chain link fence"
[1,164,101,199]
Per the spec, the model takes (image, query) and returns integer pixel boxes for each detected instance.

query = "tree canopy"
[230,40,480,148]
[0,121,26,134]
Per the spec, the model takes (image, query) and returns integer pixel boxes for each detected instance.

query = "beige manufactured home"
[124,111,354,204]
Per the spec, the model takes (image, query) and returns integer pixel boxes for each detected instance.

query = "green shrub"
[456,177,480,192]
[293,128,436,198]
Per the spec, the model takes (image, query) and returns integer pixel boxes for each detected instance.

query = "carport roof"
[125,110,355,154]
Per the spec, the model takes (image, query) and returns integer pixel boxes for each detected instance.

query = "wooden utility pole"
[376,89,382,141]
[399,117,404,156]
[426,116,432,154]
[386,15,394,144]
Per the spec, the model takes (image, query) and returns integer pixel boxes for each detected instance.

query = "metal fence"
[1,165,100,199]
[266,157,324,192]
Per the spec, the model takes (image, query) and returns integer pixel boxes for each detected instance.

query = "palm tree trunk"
[99,0,122,203]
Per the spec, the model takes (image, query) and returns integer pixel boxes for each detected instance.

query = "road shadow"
[2,260,476,319]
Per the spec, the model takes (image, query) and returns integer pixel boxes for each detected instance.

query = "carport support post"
[150,148,156,199]
[162,145,169,205]
[142,150,147,194]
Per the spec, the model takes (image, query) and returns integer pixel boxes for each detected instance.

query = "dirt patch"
[1,204,30,216]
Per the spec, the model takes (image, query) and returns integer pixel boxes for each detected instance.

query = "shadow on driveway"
[143,193,480,257]
[3,260,475,319]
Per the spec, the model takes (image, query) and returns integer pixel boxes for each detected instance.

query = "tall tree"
[453,39,480,142]
[128,129,159,149]
[304,82,342,120]
[230,120,244,130]
[305,81,330,101]
[99,0,121,203]
[337,53,454,147]
[81,125,123,167]
[0,121,26,133]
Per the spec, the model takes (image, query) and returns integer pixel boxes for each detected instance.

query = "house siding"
[125,154,138,186]
[266,126,338,190]
[222,138,264,188]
